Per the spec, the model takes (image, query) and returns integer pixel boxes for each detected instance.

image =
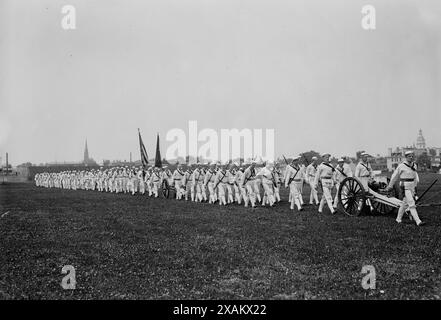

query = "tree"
[416,153,431,170]
[299,150,321,164]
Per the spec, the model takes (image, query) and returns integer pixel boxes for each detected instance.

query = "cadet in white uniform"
[354,152,374,210]
[242,161,257,208]
[204,164,217,204]
[183,165,195,201]
[150,167,162,197]
[314,153,336,214]
[386,151,425,226]
[306,157,319,205]
[257,161,276,207]
[192,164,204,202]
[214,164,230,206]
[137,167,145,195]
[333,158,353,209]
[298,161,306,206]
[172,164,185,200]
[235,166,247,205]
[284,156,303,211]
[226,163,237,204]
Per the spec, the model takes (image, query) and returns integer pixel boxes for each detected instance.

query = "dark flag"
[138,128,149,169]
[155,133,162,168]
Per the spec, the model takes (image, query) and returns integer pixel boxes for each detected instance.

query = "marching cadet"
[214,163,230,206]
[161,165,173,196]
[172,164,185,200]
[91,170,97,191]
[242,161,257,208]
[313,153,336,214]
[132,166,139,194]
[113,168,120,193]
[214,162,221,202]
[144,167,152,196]
[227,163,238,204]
[127,167,136,195]
[204,163,217,204]
[273,162,283,203]
[284,156,303,211]
[147,167,155,196]
[200,164,208,202]
[96,169,102,191]
[386,151,425,226]
[306,156,319,205]
[120,167,126,193]
[253,162,262,204]
[235,165,247,205]
[355,152,373,190]
[354,152,374,210]
[107,169,114,192]
[112,168,119,193]
[192,163,203,202]
[333,158,353,209]
[150,167,162,197]
[137,167,145,195]
[298,160,307,206]
[102,170,109,192]
[257,161,276,207]
[183,164,195,201]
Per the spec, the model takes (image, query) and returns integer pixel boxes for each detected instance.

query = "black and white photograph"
[1,0,441,308]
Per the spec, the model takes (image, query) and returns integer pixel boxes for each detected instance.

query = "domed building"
[416,129,426,150]
[386,129,441,171]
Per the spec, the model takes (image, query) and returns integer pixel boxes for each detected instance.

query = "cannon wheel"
[371,200,393,215]
[161,179,170,198]
[338,177,366,216]
[371,178,399,215]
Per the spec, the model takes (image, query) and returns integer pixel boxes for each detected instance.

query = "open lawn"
[0,173,440,299]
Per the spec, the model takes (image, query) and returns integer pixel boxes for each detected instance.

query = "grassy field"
[0,173,440,300]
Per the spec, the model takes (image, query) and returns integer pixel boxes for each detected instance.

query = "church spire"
[84,139,89,163]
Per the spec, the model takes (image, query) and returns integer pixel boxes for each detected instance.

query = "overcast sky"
[1,0,440,165]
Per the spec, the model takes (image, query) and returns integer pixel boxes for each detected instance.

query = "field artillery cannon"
[337,176,400,216]
[337,175,440,216]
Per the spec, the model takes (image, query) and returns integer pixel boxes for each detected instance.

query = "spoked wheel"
[371,199,394,215]
[371,178,399,215]
[161,179,170,198]
[338,177,366,216]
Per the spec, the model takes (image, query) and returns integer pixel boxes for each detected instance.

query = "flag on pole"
[138,128,149,169]
[155,133,162,168]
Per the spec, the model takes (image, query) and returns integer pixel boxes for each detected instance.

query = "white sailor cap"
[292,156,301,161]
[321,153,331,158]
[312,156,318,160]
[405,150,414,156]
[338,158,344,162]
[361,152,369,156]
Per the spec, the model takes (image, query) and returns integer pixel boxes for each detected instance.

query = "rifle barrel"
[416,179,438,204]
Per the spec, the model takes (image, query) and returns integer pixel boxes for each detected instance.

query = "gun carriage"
[337,173,439,216]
